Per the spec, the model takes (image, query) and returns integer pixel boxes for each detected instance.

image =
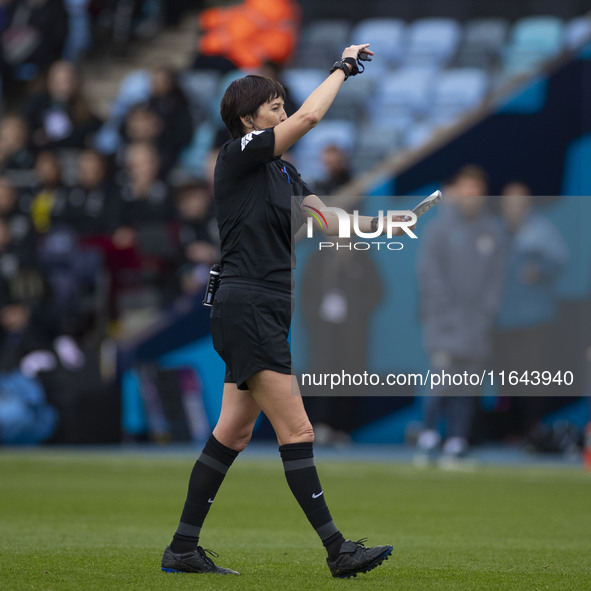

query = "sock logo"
[208,498,214,503]
[312,491,324,499]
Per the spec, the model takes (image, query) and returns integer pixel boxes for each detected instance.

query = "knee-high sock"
[170,434,239,553]
[279,442,345,557]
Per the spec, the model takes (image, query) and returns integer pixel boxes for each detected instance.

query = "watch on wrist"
[329,59,351,80]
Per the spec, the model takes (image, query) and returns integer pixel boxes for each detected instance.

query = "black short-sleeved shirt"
[214,128,308,290]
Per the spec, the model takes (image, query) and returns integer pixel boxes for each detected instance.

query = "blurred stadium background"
[0,0,590,458]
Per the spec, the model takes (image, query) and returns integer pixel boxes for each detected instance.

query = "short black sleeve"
[214,129,312,289]
[220,128,275,177]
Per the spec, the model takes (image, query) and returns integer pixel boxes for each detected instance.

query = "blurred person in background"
[314,144,352,196]
[147,66,194,166]
[23,60,102,150]
[174,179,218,297]
[0,215,47,369]
[0,176,36,260]
[24,149,102,339]
[0,211,58,445]
[0,115,35,173]
[26,150,69,234]
[116,141,172,233]
[111,141,177,313]
[416,166,505,466]
[494,184,568,443]
[64,149,121,236]
[0,0,68,93]
[117,103,181,177]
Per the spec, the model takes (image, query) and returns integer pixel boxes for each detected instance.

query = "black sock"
[279,442,345,560]
[170,435,239,553]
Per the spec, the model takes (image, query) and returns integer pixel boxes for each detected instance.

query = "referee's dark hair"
[220,75,286,139]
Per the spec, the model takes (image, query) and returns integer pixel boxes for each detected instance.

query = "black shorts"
[210,278,293,390]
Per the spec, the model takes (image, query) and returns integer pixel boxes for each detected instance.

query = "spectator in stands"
[27,150,69,234]
[494,185,568,441]
[174,179,218,296]
[0,215,47,369]
[113,141,174,266]
[314,144,352,196]
[23,60,102,150]
[0,176,36,260]
[117,103,180,176]
[117,141,173,229]
[0,0,69,89]
[22,149,102,337]
[416,165,505,465]
[64,149,121,236]
[36,222,103,337]
[148,66,193,167]
[110,141,178,323]
[0,115,35,173]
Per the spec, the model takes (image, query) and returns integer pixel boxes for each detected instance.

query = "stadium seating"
[403,121,439,149]
[294,20,353,67]
[282,68,327,106]
[323,75,374,121]
[210,70,245,126]
[368,67,435,131]
[502,16,565,76]
[429,68,489,125]
[564,16,591,49]
[455,18,509,69]
[173,5,589,179]
[510,16,565,53]
[403,18,462,67]
[353,124,402,176]
[179,70,222,124]
[109,70,151,121]
[93,69,151,154]
[349,19,407,73]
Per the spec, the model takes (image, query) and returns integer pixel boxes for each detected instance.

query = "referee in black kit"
[161,43,402,579]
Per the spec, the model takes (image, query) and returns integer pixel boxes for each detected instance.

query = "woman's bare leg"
[247,370,313,445]
[214,382,261,450]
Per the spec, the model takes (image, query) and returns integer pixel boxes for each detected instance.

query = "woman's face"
[78,151,105,188]
[48,61,78,101]
[35,152,61,185]
[250,97,287,130]
[151,68,174,97]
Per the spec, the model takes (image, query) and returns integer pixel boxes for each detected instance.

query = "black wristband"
[343,57,359,76]
[329,59,351,80]
[371,216,379,232]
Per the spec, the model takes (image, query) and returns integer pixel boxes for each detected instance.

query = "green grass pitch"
[1,450,590,591]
